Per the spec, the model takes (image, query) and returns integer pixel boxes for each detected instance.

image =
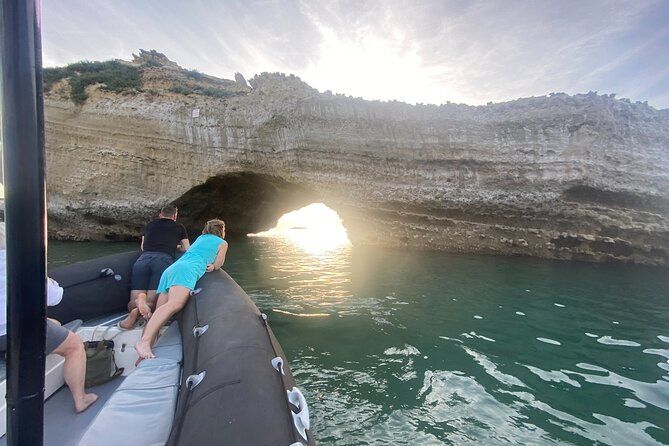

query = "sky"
[41,0,669,108]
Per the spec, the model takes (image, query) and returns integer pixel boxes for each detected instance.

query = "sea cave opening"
[172,173,351,252]
[249,203,351,254]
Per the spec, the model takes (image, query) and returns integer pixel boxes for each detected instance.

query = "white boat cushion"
[77,322,181,446]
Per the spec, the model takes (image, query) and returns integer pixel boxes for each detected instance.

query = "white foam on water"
[470,331,496,342]
[524,365,581,387]
[596,336,640,347]
[623,398,647,409]
[396,370,418,381]
[585,332,599,338]
[658,335,669,343]
[642,348,669,359]
[525,289,531,292]
[438,336,463,343]
[576,362,608,373]
[462,347,526,388]
[612,321,620,325]
[474,315,483,320]
[384,344,421,356]
[554,303,565,308]
[515,311,526,316]
[537,337,562,346]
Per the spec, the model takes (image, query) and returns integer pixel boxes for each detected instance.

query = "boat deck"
[0,313,180,446]
[0,377,125,446]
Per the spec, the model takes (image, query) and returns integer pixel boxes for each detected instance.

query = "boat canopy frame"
[1,0,49,445]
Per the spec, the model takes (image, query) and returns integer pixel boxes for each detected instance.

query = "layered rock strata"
[44,55,669,265]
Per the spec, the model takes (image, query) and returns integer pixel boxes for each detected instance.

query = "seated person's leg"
[48,320,98,413]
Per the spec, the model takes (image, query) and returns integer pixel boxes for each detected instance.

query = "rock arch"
[171,172,341,238]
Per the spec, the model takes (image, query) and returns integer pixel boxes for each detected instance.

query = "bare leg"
[127,290,147,311]
[121,290,152,328]
[135,286,190,359]
[53,332,98,413]
[119,308,139,329]
[135,292,152,319]
[155,292,168,310]
[145,290,158,317]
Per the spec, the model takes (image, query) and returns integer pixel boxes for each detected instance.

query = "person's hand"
[206,264,215,272]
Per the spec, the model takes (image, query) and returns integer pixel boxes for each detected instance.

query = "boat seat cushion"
[77,322,181,446]
[150,321,182,364]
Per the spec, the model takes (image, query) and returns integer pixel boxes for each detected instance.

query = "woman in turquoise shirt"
[136,219,228,360]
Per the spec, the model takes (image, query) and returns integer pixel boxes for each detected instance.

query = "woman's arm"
[206,242,228,272]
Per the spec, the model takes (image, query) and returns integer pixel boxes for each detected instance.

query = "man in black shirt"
[119,205,189,329]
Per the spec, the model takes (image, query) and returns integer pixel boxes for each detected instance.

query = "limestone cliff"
[44,53,669,265]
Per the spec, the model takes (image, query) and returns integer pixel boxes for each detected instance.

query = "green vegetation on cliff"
[168,85,239,99]
[43,60,141,104]
[44,58,240,103]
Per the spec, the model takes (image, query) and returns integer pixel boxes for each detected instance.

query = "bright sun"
[248,203,350,255]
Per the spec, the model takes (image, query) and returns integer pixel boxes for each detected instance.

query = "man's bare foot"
[135,339,155,360]
[119,308,139,330]
[75,393,98,413]
[137,298,152,319]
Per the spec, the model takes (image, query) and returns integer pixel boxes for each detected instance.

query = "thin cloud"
[41,0,669,108]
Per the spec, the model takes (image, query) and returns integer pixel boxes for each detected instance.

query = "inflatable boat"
[0,251,315,446]
[2,3,315,444]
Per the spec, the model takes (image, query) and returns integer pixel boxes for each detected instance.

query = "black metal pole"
[1,0,48,445]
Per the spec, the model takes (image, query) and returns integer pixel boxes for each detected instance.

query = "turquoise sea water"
[49,238,669,445]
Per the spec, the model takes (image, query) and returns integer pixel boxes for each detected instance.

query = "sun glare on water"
[248,203,351,255]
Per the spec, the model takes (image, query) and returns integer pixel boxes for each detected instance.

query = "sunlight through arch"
[248,203,350,255]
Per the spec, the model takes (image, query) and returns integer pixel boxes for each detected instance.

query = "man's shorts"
[46,319,69,354]
[0,320,70,354]
[131,251,174,291]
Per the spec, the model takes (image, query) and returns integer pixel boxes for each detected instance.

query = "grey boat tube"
[168,268,315,445]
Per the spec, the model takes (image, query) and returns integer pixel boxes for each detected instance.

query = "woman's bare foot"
[119,308,139,330]
[135,339,155,360]
[74,393,98,413]
[136,297,152,319]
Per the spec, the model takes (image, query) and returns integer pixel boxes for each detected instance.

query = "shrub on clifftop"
[43,60,141,104]
[168,85,238,99]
